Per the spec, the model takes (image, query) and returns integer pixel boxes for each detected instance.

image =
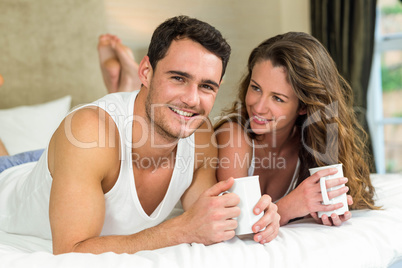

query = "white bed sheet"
[1,174,401,268]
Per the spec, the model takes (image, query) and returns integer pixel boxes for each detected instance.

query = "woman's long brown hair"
[215,32,378,210]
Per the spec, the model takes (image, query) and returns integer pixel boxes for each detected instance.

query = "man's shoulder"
[52,106,120,159]
[66,106,109,131]
[48,106,121,183]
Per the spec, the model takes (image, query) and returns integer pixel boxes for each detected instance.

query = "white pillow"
[0,96,72,155]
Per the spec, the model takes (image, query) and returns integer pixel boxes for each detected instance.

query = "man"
[0,16,280,254]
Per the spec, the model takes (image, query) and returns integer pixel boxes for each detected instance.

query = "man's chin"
[158,116,207,140]
[177,127,199,138]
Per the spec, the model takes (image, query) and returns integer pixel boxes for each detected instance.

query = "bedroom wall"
[0,0,107,109]
[104,0,311,122]
[0,0,310,121]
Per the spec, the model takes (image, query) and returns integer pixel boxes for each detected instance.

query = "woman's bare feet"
[97,34,142,93]
[98,34,121,93]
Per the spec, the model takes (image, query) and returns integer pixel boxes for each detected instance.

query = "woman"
[215,32,378,226]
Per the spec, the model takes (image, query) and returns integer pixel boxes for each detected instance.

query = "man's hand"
[251,195,280,244]
[179,178,240,245]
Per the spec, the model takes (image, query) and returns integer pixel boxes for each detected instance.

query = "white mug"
[309,164,349,218]
[227,175,263,235]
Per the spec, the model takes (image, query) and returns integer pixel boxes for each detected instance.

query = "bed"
[0,173,401,268]
[1,1,402,268]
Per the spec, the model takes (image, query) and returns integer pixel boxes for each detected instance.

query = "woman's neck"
[256,125,298,156]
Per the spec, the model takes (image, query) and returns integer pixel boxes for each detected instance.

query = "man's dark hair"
[147,15,231,80]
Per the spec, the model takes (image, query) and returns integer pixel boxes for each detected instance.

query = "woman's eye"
[274,96,284,102]
[251,85,260,92]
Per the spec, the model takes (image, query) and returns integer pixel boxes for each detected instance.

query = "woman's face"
[0,74,3,87]
[245,60,305,136]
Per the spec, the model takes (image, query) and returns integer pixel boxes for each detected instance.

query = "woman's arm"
[215,122,252,181]
[276,168,352,226]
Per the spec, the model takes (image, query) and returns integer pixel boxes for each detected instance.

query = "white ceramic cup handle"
[319,177,330,204]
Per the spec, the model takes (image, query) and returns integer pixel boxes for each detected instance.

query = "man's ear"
[138,56,152,88]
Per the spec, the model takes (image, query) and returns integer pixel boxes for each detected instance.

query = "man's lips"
[169,107,199,118]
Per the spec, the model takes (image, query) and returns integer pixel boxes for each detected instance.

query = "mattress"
[0,173,401,268]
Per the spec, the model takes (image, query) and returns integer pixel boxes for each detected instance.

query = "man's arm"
[48,107,122,254]
[179,119,241,244]
[49,107,187,254]
[180,119,220,209]
[49,109,240,254]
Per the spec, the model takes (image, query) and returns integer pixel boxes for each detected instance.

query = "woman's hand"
[277,167,351,225]
[252,194,280,244]
[310,195,353,226]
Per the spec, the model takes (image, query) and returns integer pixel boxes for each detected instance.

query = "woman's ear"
[138,55,152,88]
[298,104,307,115]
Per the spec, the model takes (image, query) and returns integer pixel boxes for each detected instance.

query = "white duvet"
[1,174,402,268]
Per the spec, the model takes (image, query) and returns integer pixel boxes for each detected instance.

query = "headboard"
[0,0,107,109]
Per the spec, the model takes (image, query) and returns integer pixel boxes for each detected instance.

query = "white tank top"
[248,140,299,202]
[0,91,195,239]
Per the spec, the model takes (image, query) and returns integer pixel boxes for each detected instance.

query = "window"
[368,0,402,174]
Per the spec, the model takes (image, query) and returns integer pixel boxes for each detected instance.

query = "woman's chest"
[253,148,299,201]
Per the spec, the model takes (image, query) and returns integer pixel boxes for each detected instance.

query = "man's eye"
[201,84,214,91]
[173,76,184,82]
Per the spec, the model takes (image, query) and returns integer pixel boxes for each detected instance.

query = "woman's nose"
[253,96,269,114]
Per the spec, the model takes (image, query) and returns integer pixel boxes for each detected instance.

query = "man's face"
[145,38,222,140]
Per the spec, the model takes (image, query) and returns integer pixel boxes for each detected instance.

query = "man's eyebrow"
[168,70,192,79]
[168,70,219,88]
[202,79,220,89]
[250,79,289,99]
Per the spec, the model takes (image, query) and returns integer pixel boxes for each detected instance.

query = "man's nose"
[181,84,200,107]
